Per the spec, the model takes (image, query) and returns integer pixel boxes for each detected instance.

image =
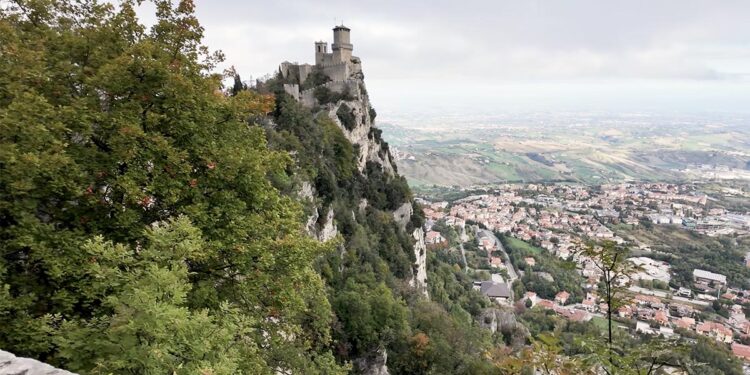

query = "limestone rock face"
[328,96,395,176]
[305,207,320,237]
[392,202,412,230]
[411,228,428,296]
[0,350,76,375]
[479,308,529,349]
[354,349,390,375]
[358,198,368,213]
[298,181,314,200]
[318,207,338,242]
[284,27,423,375]
[390,204,427,296]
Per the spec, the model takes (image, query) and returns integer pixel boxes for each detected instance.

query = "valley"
[381,112,750,187]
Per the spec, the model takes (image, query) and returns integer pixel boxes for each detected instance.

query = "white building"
[693,269,727,288]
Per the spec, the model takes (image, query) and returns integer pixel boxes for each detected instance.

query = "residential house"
[693,269,727,290]
[674,317,695,330]
[653,310,668,326]
[555,291,570,305]
[696,321,733,343]
[425,231,446,245]
[480,281,512,304]
[732,343,750,362]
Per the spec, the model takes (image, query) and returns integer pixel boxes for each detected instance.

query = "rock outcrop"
[392,202,412,230]
[318,207,338,242]
[412,227,428,295]
[391,203,427,295]
[479,308,529,349]
[353,349,390,375]
[0,350,76,375]
[279,25,428,373]
[328,97,395,176]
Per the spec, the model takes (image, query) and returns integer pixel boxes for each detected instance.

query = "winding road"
[459,226,468,271]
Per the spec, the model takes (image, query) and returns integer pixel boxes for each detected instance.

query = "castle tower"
[314,41,328,65]
[331,25,353,63]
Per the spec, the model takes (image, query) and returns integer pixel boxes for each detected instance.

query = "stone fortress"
[279,25,364,108]
[276,26,428,300]
[275,24,391,176]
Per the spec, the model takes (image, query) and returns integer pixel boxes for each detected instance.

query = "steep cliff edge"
[0,3,507,370]
[262,25,427,297]
[258,25,431,372]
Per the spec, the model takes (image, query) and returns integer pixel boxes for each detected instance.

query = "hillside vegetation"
[0,1,499,373]
[0,1,744,374]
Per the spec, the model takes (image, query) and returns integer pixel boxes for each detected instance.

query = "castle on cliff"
[279,25,364,107]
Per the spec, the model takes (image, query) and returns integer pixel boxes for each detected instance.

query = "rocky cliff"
[274,32,428,297]
[263,26,431,372]
[326,88,396,176]
[0,350,76,375]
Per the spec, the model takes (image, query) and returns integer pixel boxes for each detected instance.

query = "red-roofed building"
[580,298,595,312]
[559,308,591,322]
[732,343,750,362]
[425,231,446,245]
[536,299,555,310]
[696,321,733,343]
[654,310,668,325]
[674,317,695,330]
[722,292,737,301]
[555,291,570,305]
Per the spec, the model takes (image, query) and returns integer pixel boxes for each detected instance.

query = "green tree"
[0,1,344,373]
[581,241,636,350]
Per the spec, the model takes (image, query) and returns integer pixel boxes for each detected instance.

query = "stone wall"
[332,47,352,64]
[316,52,335,66]
[278,62,313,85]
[283,83,300,101]
[0,350,76,375]
[321,62,349,82]
[299,79,361,108]
[300,88,316,107]
[298,64,312,84]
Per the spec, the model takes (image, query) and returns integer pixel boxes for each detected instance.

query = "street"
[476,227,519,282]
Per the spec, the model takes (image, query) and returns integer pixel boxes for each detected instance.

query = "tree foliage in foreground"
[0,1,345,373]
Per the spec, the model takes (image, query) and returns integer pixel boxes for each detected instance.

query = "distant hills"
[380,112,750,187]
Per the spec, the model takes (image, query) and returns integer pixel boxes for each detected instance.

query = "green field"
[505,237,543,255]
[379,115,750,187]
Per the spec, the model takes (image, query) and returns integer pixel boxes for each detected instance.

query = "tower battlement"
[315,25,358,68]
[279,25,363,107]
[331,25,353,62]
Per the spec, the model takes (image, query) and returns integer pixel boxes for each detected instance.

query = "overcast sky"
[144,1,750,114]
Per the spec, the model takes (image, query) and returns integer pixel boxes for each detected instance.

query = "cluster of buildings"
[419,182,750,363]
[524,290,595,323]
[423,183,749,259]
[523,282,750,363]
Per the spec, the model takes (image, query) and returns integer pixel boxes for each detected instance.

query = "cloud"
[134,0,750,112]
